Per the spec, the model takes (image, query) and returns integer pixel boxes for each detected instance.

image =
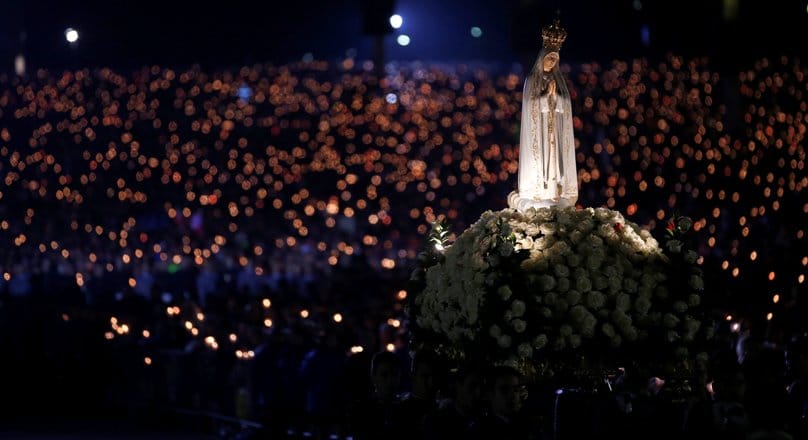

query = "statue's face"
[543,52,559,72]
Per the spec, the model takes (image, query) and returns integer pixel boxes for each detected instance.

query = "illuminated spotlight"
[350,346,364,354]
[389,14,403,29]
[396,35,411,46]
[333,313,343,323]
[65,28,79,43]
[386,343,395,352]
[385,93,397,104]
[470,26,482,38]
[730,322,741,333]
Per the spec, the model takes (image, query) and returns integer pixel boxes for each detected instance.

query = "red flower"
[614,223,623,233]
[666,221,675,232]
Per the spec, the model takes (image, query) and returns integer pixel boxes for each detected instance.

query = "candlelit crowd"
[0,52,805,438]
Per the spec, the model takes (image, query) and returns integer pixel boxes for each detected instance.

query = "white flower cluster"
[413,206,705,365]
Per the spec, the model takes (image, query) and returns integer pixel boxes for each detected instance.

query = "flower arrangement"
[408,206,711,380]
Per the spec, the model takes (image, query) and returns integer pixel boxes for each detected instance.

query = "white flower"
[498,285,513,301]
[497,334,512,348]
[517,236,534,251]
[518,343,533,359]
[634,297,651,316]
[616,293,632,312]
[673,301,688,314]
[553,264,570,278]
[568,334,582,348]
[685,250,698,264]
[575,276,592,292]
[582,314,597,337]
[489,325,502,338]
[689,275,704,290]
[566,290,582,306]
[539,307,552,318]
[687,294,701,307]
[666,331,680,342]
[569,304,586,323]
[663,313,680,328]
[538,275,556,291]
[601,323,616,338]
[512,319,527,333]
[585,291,606,309]
[511,300,526,318]
[533,334,548,349]
[557,277,570,292]
[622,278,638,293]
[666,240,683,253]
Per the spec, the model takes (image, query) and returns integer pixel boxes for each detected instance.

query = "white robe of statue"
[508,49,578,212]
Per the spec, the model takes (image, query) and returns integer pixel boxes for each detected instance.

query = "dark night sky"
[0,0,805,71]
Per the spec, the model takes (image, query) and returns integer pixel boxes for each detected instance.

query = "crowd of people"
[0,51,805,438]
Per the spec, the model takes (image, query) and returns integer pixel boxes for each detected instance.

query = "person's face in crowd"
[455,373,483,412]
[411,362,436,399]
[372,362,400,402]
[490,374,522,418]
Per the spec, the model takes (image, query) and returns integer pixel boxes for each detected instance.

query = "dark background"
[0,0,805,70]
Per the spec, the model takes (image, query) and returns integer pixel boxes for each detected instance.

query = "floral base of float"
[407,206,712,384]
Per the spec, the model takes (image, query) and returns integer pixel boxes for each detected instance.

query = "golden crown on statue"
[541,19,567,52]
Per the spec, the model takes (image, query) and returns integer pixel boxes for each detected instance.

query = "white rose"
[511,300,526,318]
[498,285,513,301]
[616,293,632,312]
[512,319,527,333]
[685,250,698,264]
[517,236,534,251]
[666,240,683,253]
[554,264,570,278]
[539,307,552,318]
[689,275,704,290]
[663,313,680,328]
[687,294,701,307]
[623,278,638,293]
[601,323,616,338]
[569,304,586,323]
[634,297,651,316]
[566,254,582,267]
[575,277,592,292]
[533,334,548,349]
[566,290,582,306]
[673,301,688,314]
[585,291,606,309]
[559,324,573,337]
[610,335,622,348]
[568,334,582,348]
[557,277,570,292]
[518,343,533,359]
[666,331,680,342]
[489,325,502,338]
[538,275,556,291]
[497,334,512,348]
[582,314,597,337]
